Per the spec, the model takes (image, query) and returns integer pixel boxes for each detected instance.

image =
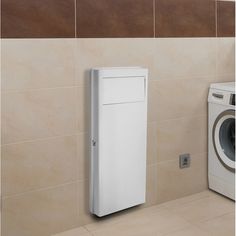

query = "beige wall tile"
[1,39,76,91]
[2,37,233,234]
[156,115,207,163]
[160,190,212,209]
[145,164,157,207]
[156,153,208,204]
[2,136,77,196]
[2,87,77,144]
[154,38,217,79]
[76,39,155,86]
[147,122,157,165]
[1,92,7,145]
[2,183,79,236]
[77,180,95,226]
[76,133,89,181]
[148,78,210,122]
[216,74,235,83]
[217,37,235,76]
[76,86,89,133]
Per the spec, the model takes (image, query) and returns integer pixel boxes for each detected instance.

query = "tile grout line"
[180,209,234,230]
[153,0,156,38]
[194,211,235,225]
[75,0,77,38]
[148,113,208,125]
[163,193,211,208]
[84,226,95,236]
[84,191,217,236]
[160,225,199,236]
[1,113,209,146]
[2,70,221,94]
[2,85,88,94]
[165,193,235,225]
[2,178,88,200]
[216,0,218,37]
[148,72,219,81]
[215,1,218,80]
[191,223,215,235]
[147,151,208,167]
[153,113,208,123]
[54,191,233,236]
[1,132,87,147]
[1,113,207,146]
[3,67,231,94]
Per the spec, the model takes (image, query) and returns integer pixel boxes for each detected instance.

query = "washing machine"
[208,82,235,200]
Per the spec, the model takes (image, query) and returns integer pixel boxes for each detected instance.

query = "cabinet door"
[97,102,147,216]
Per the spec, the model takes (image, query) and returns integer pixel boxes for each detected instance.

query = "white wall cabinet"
[90,67,148,217]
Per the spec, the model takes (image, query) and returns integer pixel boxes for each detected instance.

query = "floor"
[53,190,235,236]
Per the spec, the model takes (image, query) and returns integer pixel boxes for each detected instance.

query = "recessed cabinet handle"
[92,140,96,147]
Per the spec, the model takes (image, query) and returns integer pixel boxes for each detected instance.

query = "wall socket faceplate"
[179,154,191,169]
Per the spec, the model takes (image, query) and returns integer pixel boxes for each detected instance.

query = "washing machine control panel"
[208,89,235,107]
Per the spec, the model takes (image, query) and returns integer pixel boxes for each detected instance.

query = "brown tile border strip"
[1,0,235,38]
[155,0,216,37]
[217,0,235,37]
[1,0,75,38]
[76,0,154,38]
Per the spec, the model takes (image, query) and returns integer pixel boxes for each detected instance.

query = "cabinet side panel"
[90,71,99,214]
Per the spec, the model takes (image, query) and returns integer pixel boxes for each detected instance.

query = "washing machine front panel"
[208,83,235,200]
[213,109,235,172]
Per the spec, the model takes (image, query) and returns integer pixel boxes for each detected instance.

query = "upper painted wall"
[1,0,235,38]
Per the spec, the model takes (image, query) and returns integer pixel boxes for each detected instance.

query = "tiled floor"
[53,190,235,236]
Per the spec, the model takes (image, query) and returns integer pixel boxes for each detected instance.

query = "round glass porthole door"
[213,110,235,172]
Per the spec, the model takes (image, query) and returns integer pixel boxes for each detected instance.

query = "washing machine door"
[213,109,235,172]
